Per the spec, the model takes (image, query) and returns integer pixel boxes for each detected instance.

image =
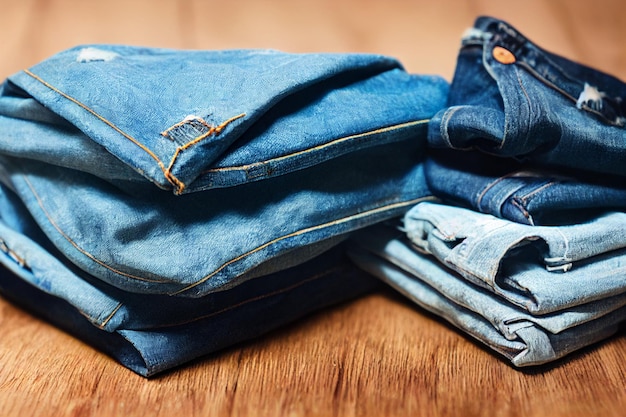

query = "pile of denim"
[1,16,624,376]
[0,46,448,376]
[349,16,626,367]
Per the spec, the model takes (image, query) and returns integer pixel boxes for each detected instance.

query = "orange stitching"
[179,113,245,151]
[77,302,125,330]
[203,119,429,173]
[213,113,246,133]
[170,195,437,295]
[98,302,124,329]
[22,175,172,284]
[21,170,434,296]
[160,116,213,139]
[22,69,182,191]
[164,150,187,194]
[164,113,246,194]
[0,238,27,267]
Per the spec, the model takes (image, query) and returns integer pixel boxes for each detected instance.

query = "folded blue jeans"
[0,142,434,297]
[1,45,448,194]
[348,224,626,367]
[424,150,626,226]
[0,173,382,377]
[0,46,448,375]
[428,16,626,176]
[403,201,626,314]
[0,211,380,377]
[0,46,448,297]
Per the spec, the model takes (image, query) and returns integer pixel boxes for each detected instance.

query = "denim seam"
[491,177,557,225]
[439,106,462,149]
[509,199,533,225]
[443,222,512,283]
[21,171,435,292]
[164,113,246,194]
[510,65,532,152]
[21,175,173,284]
[516,61,578,104]
[94,302,124,329]
[171,195,437,296]
[0,237,27,268]
[513,180,556,207]
[409,205,473,243]
[516,59,625,126]
[407,204,457,241]
[203,119,430,174]
[439,106,470,150]
[547,228,572,268]
[475,170,533,215]
[476,175,508,213]
[446,259,497,290]
[22,69,181,192]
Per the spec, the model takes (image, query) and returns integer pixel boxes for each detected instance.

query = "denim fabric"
[0,46,448,297]
[424,150,626,226]
[0,142,434,297]
[0,46,448,375]
[0,220,380,377]
[403,202,626,313]
[1,45,448,194]
[428,16,626,176]
[348,224,626,367]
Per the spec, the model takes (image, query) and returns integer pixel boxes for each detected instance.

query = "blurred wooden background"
[1,1,625,416]
[2,0,626,80]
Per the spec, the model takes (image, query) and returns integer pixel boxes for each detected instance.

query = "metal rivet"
[493,46,516,64]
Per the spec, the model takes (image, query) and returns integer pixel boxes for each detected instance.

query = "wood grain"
[1,292,625,417]
[1,1,626,416]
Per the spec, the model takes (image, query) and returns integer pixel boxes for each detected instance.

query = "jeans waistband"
[464,16,626,127]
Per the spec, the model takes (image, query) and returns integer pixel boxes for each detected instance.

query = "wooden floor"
[1,1,626,416]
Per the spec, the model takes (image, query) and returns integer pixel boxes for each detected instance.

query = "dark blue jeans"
[424,149,626,225]
[428,16,626,175]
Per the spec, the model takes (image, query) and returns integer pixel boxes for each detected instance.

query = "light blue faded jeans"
[403,202,626,314]
[348,222,626,367]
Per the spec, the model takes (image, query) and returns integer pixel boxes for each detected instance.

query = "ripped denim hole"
[76,47,120,63]
[161,115,213,146]
[0,238,27,268]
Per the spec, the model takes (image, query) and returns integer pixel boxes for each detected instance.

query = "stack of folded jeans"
[349,16,626,367]
[2,16,624,376]
[0,46,449,376]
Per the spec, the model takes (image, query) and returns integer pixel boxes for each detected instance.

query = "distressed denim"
[0,46,448,297]
[424,150,626,226]
[1,45,447,194]
[348,224,626,367]
[0,46,448,375]
[428,16,626,176]
[403,201,626,313]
